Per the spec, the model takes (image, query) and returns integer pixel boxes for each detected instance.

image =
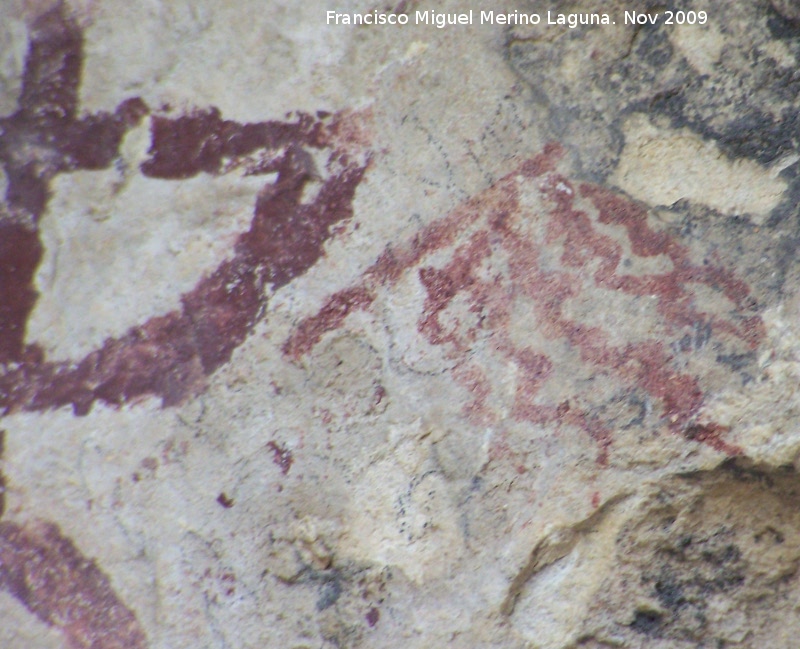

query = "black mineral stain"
[316,577,342,611]
[635,534,746,642]
[716,352,756,372]
[509,1,800,368]
[630,609,663,637]
[0,4,369,416]
[510,1,800,175]
[767,3,800,37]
[654,576,686,612]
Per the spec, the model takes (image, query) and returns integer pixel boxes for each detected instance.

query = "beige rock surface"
[1,1,800,648]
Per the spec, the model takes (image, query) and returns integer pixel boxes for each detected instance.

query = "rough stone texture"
[1,1,800,648]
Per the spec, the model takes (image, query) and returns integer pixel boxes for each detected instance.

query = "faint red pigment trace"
[221,571,236,597]
[140,457,158,472]
[267,441,294,475]
[453,363,493,424]
[284,144,764,464]
[283,144,563,358]
[283,287,375,359]
[160,438,188,465]
[0,4,370,417]
[0,521,147,649]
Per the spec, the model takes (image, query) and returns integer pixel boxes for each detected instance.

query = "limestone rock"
[1,1,800,648]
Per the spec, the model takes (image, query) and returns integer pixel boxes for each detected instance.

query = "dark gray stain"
[507,0,800,376]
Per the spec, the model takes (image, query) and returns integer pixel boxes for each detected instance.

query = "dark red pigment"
[366,606,380,627]
[141,108,328,179]
[0,520,148,649]
[0,5,370,645]
[0,429,4,517]
[285,144,764,462]
[266,441,294,475]
[0,6,146,364]
[0,4,369,416]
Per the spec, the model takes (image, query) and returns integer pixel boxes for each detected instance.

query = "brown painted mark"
[267,441,294,475]
[285,145,764,463]
[0,4,370,416]
[0,520,147,649]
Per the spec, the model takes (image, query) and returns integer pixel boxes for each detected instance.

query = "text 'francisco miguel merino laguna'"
[326,10,613,28]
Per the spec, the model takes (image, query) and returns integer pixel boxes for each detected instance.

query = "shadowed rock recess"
[1,1,800,648]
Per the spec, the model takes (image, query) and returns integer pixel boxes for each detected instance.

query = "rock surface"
[1,1,800,647]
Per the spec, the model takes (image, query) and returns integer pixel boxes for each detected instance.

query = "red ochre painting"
[0,5,368,647]
[284,143,764,466]
[0,4,767,648]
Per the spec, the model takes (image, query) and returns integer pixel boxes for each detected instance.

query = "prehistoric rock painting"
[0,4,778,648]
[0,5,368,647]
[285,143,765,466]
[0,519,148,649]
[0,5,368,416]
